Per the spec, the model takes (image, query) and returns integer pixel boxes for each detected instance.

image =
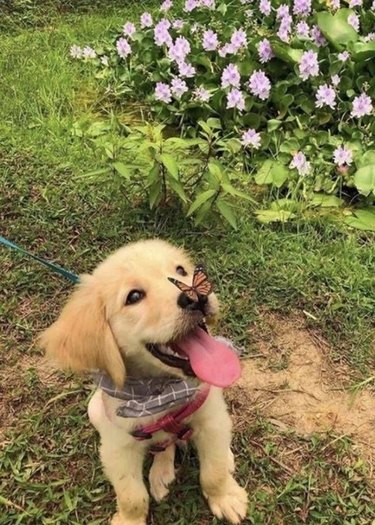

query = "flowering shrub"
[72,0,375,227]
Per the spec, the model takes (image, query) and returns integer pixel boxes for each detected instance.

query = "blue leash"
[0,235,79,284]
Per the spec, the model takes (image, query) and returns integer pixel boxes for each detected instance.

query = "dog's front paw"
[149,455,176,502]
[111,512,146,525]
[206,479,248,524]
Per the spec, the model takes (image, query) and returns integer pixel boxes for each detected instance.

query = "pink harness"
[131,385,211,453]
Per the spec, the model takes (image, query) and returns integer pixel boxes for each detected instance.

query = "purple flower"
[277,14,292,42]
[155,82,172,103]
[70,45,82,58]
[257,38,274,63]
[123,22,136,38]
[259,0,271,15]
[173,19,185,30]
[338,51,350,61]
[333,146,353,166]
[364,32,375,42]
[348,13,360,31]
[349,0,362,7]
[248,70,271,100]
[331,74,340,86]
[293,0,311,16]
[154,20,173,46]
[140,12,153,28]
[221,64,241,89]
[203,29,219,51]
[193,86,211,102]
[226,89,245,111]
[296,21,310,38]
[241,129,261,149]
[161,0,173,11]
[178,61,196,78]
[331,0,340,8]
[171,78,188,99]
[200,0,215,7]
[351,93,373,118]
[311,25,327,46]
[82,46,96,59]
[299,50,319,81]
[168,37,191,62]
[184,0,197,11]
[276,4,289,19]
[116,38,131,58]
[315,84,336,109]
[290,152,311,176]
[220,43,238,56]
[230,28,247,50]
[372,0,375,9]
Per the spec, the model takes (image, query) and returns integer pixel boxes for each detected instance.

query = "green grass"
[1,2,375,524]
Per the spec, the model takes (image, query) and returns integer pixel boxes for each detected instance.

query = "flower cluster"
[73,0,375,208]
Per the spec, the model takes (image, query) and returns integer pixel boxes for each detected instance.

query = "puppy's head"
[40,240,219,386]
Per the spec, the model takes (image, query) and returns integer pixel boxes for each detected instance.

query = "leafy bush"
[74,118,256,227]
[71,0,375,227]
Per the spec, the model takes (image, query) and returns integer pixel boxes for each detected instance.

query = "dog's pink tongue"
[175,327,241,387]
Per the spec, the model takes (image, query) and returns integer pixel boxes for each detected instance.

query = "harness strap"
[131,385,210,442]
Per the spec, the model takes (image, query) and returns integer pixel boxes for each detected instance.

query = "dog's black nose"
[177,293,207,311]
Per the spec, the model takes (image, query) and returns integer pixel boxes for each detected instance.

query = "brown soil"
[234,314,375,462]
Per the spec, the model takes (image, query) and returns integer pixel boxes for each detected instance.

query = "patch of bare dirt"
[233,315,375,461]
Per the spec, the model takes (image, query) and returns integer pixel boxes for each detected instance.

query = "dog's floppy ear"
[40,275,126,387]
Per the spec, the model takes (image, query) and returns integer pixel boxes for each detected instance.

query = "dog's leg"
[149,443,176,502]
[100,442,149,525]
[192,392,248,524]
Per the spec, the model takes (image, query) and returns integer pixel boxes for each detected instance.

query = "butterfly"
[168,264,213,302]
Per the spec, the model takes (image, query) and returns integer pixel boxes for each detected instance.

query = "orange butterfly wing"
[167,277,199,302]
[192,266,213,297]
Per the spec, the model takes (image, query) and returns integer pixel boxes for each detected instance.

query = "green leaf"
[168,178,188,203]
[354,164,375,196]
[255,160,288,188]
[356,150,375,168]
[311,193,344,208]
[194,54,213,72]
[271,42,303,64]
[221,183,257,204]
[344,208,375,231]
[279,139,300,154]
[187,189,216,216]
[198,120,213,136]
[255,160,274,184]
[267,119,282,132]
[149,180,162,209]
[351,41,375,62]
[317,9,358,49]
[160,153,179,179]
[207,118,222,129]
[255,209,295,223]
[216,199,237,229]
[112,162,131,179]
[147,164,160,185]
[208,161,224,181]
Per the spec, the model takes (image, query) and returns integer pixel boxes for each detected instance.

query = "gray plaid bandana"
[93,373,201,418]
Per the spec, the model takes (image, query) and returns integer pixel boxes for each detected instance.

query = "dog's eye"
[176,265,187,276]
[125,290,145,305]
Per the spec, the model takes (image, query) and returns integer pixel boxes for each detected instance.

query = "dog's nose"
[177,293,207,312]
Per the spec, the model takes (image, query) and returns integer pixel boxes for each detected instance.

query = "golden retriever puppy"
[40,239,247,525]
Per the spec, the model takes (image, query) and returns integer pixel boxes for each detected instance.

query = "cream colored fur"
[40,239,248,525]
